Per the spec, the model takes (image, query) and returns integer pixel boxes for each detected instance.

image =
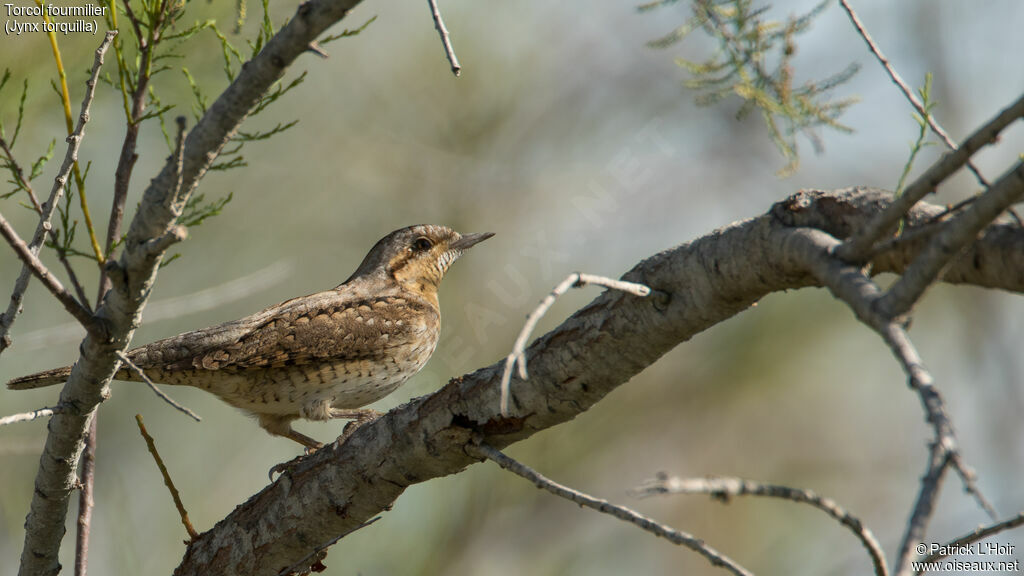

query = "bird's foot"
[267,445,320,482]
[332,409,383,445]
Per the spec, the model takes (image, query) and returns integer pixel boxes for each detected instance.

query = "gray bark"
[173,187,1024,575]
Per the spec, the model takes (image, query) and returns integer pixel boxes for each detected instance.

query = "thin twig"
[500,273,650,416]
[135,414,199,540]
[427,0,461,76]
[36,0,104,264]
[275,516,382,576]
[0,136,43,211]
[836,91,1024,262]
[0,212,103,335]
[469,443,753,576]
[631,473,888,576]
[75,416,98,576]
[117,352,201,422]
[783,228,999,575]
[877,162,1024,318]
[920,512,1024,566]
[839,0,993,192]
[0,137,91,310]
[0,406,59,427]
[0,30,116,352]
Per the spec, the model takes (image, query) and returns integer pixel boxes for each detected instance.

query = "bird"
[7,225,493,451]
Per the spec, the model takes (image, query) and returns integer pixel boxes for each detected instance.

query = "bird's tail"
[7,366,73,390]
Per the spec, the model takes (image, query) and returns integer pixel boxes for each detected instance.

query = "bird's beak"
[451,232,495,251]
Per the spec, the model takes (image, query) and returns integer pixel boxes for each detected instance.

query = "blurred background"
[2,0,1023,574]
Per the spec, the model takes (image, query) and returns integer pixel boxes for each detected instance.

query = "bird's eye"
[412,237,433,252]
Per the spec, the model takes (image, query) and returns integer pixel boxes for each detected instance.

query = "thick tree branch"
[18,2,366,573]
[878,161,1024,317]
[173,187,1024,576]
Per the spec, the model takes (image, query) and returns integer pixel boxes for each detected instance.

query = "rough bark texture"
[174,187,1024,575]
[18,2,365,574]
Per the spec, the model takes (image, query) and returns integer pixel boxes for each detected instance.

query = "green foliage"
[320,15,378,46]
[643,0,860,176]
[894,73,935,197]
[180,191,233,228]
[0,74,54,203]
[893,73,936,235]
[161,191,234,266]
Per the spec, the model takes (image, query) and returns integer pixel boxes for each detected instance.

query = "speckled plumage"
[8,225,492,449]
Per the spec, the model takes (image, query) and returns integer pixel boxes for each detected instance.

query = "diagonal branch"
[427,0,461,76]
[500,273,650,415]
[18,2,367,573]
[172,187,1024,576]
[630,474,888,576]
[837,91,1024,262]
[920,511,1024,567]
[0,31,116,353]
[778,225,998,575]
[0,213,102,335]
[877,161,1024,317]
[470,444,753,576]
[839,0,1000,195]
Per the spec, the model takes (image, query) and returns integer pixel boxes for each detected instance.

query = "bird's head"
[344,225,493,296]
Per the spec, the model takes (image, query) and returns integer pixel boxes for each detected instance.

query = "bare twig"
[21,1,367,569]
[631,474,888,576]
[782,227,999,575]
[75,416,98,576]
[837,91,1024,262]
[0,31,116,353]
[500,273,650,415]
[135,414,199,540]
[469,443,752,576]
[877,162,1024,318]
[117,352,201,422]
[0,136,43,211]
[0,138,92,310]
[37,0,105,264]
[275,516,382,576]
[0,406,59,427]
[920,512,1024,566]
[838,0,998,195]
[0,212,103,335]
[427,0,461,76]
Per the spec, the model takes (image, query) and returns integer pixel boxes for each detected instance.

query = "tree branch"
[630,474,887,576]
[427,0,461,76]
[18,1,366,572]
[837,91,1024,262]
[470,445,753,576]
[0,31,116,353]
[0,213,102,335]
[172,187,1024,576]
[839,0,1000,195]
[920,512,1024,566]
[0,406,60,427]
[878,161,1024,317]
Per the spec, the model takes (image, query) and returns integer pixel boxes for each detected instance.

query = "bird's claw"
[268,450,317,482]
